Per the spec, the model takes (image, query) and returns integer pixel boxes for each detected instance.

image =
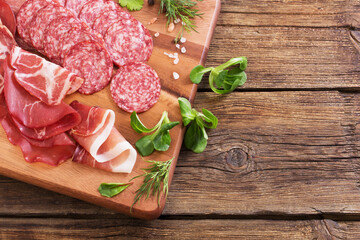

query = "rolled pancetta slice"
[69,101,137,173]
[9,46,83,105]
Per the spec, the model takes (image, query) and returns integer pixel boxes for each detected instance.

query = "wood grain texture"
[0,218,348,239]
[0,0,220,220]
[2,91,360,217]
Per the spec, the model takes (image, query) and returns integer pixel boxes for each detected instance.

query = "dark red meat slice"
[57,27,102,64]
[3,56,81,140]
[93,9,132,37]
[110,62,160,113]
[65,0,92,16]
[0,0,16,36]
[43,16,81,64]
[16,0,57,44]
[104,18,153,66]
[0,24,16,76]
[78,0,105,27]
[63,41,113,94]
[29,4,73,51]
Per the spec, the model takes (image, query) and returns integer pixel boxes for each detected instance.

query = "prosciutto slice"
[0,23,16,78]
[0,92,76,166]
[69,101,137,173]
[3,56,81,140]
[9,46,83,105]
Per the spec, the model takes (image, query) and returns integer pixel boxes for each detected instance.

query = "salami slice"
[110,62,160,113]
[65,0,92,16]
[63,41,113,94]
[43,16,81,64]
[78,0,105,27]
[16,0,57,44]
[29,4,73,51]
[93,9,132,37]
[104,18,153,66]
[57,27,102,64]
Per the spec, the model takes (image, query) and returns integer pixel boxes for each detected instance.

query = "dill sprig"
[130,157,174,211]
[159,0,203,42]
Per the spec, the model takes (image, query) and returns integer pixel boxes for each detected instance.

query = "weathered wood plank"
[0,218,347,239]
[200,26,360,90]
[1,91,360,217]
[219,0,360,28]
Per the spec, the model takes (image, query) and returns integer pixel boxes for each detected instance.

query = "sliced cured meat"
[43,16,81,64]
[3,55,81,140]
[93,9,132,37]
[10,47,83,105]
[69,101,137,173]
[63,41,112,94]
[0,0,16,36]
[65,0,92,16]
[28,4,73,51]
[58,27,103,64]
[73,145,136,173]
[17,0,57,44]
[0,24,16,76]
[110,62,160,113]
[104,18,153,66]
[78,0,105,27]
[57,0,66,5]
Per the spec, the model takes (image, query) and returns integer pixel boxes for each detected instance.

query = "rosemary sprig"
[130,157,174,211]
[159,0,203,42]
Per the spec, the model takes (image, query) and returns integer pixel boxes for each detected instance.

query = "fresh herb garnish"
[98,182,133,198]
[131,157,173,210]
[159,0,203,42]
[190,57,248,94]
[119,0,144,11]
[131,111,179,156]
[178,97,218,153]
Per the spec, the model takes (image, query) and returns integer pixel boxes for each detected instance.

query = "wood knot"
[224,146,254,173]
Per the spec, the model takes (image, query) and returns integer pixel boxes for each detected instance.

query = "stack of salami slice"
[16,0,113,94]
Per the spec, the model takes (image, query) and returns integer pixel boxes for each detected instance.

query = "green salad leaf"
[190,57,248,94]
[178,97,218,153]
[131,111,179,156]
[98,182,132,198]
[119,0,144,11]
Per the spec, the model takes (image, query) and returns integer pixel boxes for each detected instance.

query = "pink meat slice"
[65,0,92,16]
[69,101,137,173]
[93,9,132,37]
[63,41,113,94]
[104,18,153,66]
[0,24,16,76]
[16,0,58,44]
[3,55,81,140]
[110,62,160,113]
[10,46,84,105]
[78,0,105,27]
[28,4,73,51]
[43,15,81,64]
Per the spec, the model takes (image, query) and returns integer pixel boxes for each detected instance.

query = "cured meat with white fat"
[0,23,16,77]
[65,0,92,16]
[10,46,83,105]
[79,0,118,28]
[43,15,81,64]
[104,18,153,66]
[92,9,132,37]
[0,94,76,165]
[3,51,81,140]
[16,0,58,44]
[69,101,137,173]
[110,62,160,113]
[29,4,73,51]
[0,0,16,36]
[63,41,112,94]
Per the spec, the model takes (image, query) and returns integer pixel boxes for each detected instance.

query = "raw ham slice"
[3,55,81,140]
[69,101,137,173]
[0,24,16,76]
[10,46,83,105]
[0,65,76,166]
[0,0,16,36]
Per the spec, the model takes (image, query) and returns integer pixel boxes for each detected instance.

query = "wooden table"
[3,0,360,238]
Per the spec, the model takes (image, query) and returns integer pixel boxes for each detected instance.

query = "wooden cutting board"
[0,0,221,219]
